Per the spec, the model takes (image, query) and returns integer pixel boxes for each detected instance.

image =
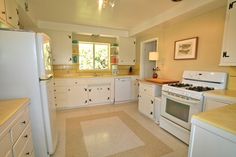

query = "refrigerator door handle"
[39,75,53,81]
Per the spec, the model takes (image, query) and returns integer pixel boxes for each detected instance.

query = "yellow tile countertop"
[54,74,139,78]
[0,98,30,126]
[204,89,236,102]
[192,104,236,135]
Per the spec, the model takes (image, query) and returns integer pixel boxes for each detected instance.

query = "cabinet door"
[5,0,19,28]
[131,77,139,100]
[138,94,154,119]
[68,85,88,107]
[45,30,72,65]
[54,86,69,108]
[0,0,6,22]
[88,84,111,105]
[118,37,136,65]
[220,0,236,66]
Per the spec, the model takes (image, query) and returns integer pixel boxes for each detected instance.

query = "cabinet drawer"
[19,135,34,157]
[0,132,11,157]
[139,83,155,96]
[11,108,29,143]
[54,86,69,93]
[54,79,74,86]
[13,124,31,157]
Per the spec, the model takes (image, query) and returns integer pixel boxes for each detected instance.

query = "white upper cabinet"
[0,0,6,22]
[5,0,19,28]
[220,0,236,66]
[45,30,72,65]
[118,37,136,65]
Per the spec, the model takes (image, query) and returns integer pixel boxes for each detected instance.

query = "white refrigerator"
[0,29,57,157]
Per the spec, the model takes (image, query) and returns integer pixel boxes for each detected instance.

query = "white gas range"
[160,71,227,144]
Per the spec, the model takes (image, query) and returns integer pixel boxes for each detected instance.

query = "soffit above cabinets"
[30,0,227,36]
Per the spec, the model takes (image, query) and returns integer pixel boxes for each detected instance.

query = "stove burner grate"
[168,83,192,87]
[186,86,214,92]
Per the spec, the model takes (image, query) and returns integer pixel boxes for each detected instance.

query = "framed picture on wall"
[174,37,198,60]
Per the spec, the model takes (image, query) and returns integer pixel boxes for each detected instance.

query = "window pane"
[79,43,93,70]
[94,44,109,70]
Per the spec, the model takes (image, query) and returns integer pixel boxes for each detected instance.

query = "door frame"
[140,37,159,79]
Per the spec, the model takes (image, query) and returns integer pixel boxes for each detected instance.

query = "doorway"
[140,38,158,79]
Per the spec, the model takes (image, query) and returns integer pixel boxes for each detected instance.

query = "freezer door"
[36,33,53,79]
[40,78,58,155]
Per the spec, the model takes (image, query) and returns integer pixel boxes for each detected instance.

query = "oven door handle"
[162,91,200,105]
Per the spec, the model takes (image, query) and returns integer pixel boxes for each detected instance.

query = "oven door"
[161,91,202,130]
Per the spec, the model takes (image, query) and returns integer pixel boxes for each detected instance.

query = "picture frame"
[174,37,198,60]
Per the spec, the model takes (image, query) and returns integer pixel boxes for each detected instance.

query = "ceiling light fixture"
[171,0,182,2]
[98,0,116,10]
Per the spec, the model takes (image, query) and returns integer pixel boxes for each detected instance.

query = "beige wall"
[136,6,236,90]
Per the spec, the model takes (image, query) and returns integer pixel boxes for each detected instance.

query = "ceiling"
[30,0,179,30]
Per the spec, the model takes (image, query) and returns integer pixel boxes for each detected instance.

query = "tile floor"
[52,102,188,157]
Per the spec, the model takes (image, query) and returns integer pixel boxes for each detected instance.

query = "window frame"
[78,41,110,71]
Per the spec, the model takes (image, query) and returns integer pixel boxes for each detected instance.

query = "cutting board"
[145,78,179,84]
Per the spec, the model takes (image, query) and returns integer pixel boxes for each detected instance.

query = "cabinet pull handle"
[229,1,236,9]
[24,134,28,138]
[222,51,230,58]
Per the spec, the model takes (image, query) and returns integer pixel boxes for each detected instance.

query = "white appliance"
[115,78,131,103]
[160,71,227,144]
[0,29,57,157]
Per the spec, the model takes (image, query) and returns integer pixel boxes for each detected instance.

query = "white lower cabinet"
[88,84,111,105]
[203,90,236,111]
[54,78,113,109]
[0,100,34,157]
[189,118,236,157]
[138,94,154,119]
[138,82,162,119]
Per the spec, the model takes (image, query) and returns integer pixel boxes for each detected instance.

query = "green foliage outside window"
[79,42,109,70]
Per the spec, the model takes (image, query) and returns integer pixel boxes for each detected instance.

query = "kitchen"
[0,0,236,157]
